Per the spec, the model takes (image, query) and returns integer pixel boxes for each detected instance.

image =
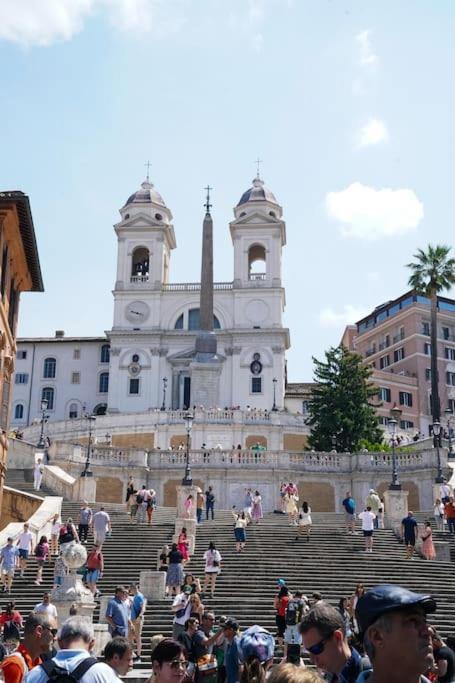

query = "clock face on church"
[125,301,150,324]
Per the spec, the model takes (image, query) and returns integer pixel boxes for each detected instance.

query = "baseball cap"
[238,625,275,663]
[356,584,436,634]
[276,578,286,586]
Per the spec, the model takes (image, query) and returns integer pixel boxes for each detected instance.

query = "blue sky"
[1,0,455,381]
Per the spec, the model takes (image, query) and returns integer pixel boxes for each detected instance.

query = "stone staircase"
[3,469,455,670]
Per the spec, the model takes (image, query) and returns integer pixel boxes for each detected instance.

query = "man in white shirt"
[26,616,119,683]
[34,458,44,491]
[358,506,376,553]
[91,507,111,547]
[16,522,34,577]
[33,593,58,620]
[440,479,453,504]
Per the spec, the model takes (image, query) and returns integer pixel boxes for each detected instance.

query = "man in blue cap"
[355,584,436,683]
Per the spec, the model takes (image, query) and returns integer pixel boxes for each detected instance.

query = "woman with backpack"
[34,536,49,585]
[146,489,157,525]
[202,542,222,599]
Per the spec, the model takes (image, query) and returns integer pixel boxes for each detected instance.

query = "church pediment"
[115,212,165,230]
[230,211,282,227]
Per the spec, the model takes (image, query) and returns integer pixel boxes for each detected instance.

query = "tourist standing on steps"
[16,522,34,578]
[401,510,418,559]
[349,583,365,635]
[342,491,356,534]
[104,636,134,678]
[78,501,92,544]
[33,593,58,620]
[444,496,455,534]
[0,537,19,594]
[192,612,222,681]
[274,584,290,647]
[105,586,131,638]
[34,536,49,586]
[434,498,445,531]
[251,491,263,525]
[222,619,242,683]
[283,590,307,661]
[125,477,135,512]
[196,490,204,524]
[171,585,193,639]
[53,551,66,589]
[159,544,169,574]
[177,528,190,565]
[297,502,312,541]
[365,489,381,529]
[284,492,298,526]
[166,544,184,597]
[420,521,436,561]
[92,506,111,547]
[232,508,247,552]
[243,489,253,522]
[358,507,376,553]
[184,495,194,519]
[129,583,146,663]
[33,458,44,491]
[86,544,104,596]
[59,517,79,548]
[147,488,157,525]
[136,485,149,524]
[49,514,60,556]
[206,487,215,521]
[202,542,222,598]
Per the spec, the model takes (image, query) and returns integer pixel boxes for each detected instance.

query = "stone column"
[75,477,97,504]
[383,489,409,534]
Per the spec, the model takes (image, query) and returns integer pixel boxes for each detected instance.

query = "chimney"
[55,330,65,338]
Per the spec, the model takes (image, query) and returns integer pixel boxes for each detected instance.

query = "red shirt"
[444,503,455,519]
[276,596,290,617]
[1,643,41,683]
[0,611,22,627]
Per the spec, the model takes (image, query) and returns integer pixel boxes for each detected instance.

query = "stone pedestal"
[75,476,97,504]
[176,486,199,521]
[383,489,408,534]
[139,570,166,600]
[99,596,110,623]
[190,361,222,410]
[51,542,95,626]
[433,541,451,562]
[175,517,197,539]
[93,624,110,656]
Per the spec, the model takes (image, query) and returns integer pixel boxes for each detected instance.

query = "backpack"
[285,599,302,626]
[59,526,74,544]
[40,656,98,683]
[136,493,144,504]
[3,621,20,642]
[35,543,46,559]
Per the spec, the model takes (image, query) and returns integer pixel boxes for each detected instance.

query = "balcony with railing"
[162,282,233,292]
[130,274,149,285]
[248,273,267,281]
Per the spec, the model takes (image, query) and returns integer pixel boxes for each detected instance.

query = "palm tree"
[407,244,455,430]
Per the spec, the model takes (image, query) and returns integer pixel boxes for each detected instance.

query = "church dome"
[237,177,278,207]
[125,180,167,208]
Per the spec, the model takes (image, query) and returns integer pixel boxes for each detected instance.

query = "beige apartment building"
[342,290,455,437]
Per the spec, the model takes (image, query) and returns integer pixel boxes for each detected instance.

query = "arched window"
[41,387,54,410]
[14,404,24,420]
[99,372,109,393]
[131,246,150,278]
[174,314,184,329]
[248,244,266,280]
[93,403,107,416]
[100,344,110,363]
[188,309,221,331]
[69,402,79,419]
[43,357,56,379]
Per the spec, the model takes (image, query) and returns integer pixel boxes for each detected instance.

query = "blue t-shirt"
[342,497,356,514]
[131,592,146,620]
[225,636,241,683]
[106,597,129,635]
[0,545,19,570]
[402,517,418,537]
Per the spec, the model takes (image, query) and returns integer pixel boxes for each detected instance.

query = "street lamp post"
[331,434,337,453]
[37,399,49,449]
[181,412,194,486]
[445,407,454,457]
[433,421,444,483]
[272,378,278,412]
[161,377,168,411]
[81,415,96,478]
[388,417,401,490]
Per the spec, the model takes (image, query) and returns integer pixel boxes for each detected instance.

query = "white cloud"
[0,0,186,47]
[319,305,368,329]
[358,118,388,147]
[356,29,379,67]
[326,182,424,240]
[252,33,264,52]
[248,0,265,23]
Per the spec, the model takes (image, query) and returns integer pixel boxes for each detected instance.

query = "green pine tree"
[307,345,383,452]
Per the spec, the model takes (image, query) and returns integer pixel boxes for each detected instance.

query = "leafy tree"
[407,244,455,424]
[307,345,383,452]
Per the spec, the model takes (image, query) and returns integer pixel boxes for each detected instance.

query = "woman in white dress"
[284,492,299,526]
[50,514,61,556]
[202,541,222,598]
[297,501,312,541]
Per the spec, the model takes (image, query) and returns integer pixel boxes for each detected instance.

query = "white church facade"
[12,175,293,427]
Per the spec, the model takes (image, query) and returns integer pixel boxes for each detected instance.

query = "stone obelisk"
[190,187,222,407]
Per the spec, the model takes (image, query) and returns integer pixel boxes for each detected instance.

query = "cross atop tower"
[204,185,213,214]
[144,160,152,182]
[255,157,263,179]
